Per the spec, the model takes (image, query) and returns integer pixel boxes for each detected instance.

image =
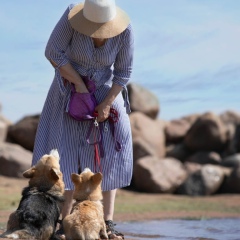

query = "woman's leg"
[56,190,74,237]
[62,190,74,219]
[102,189,124,239]
[102,189,117,220]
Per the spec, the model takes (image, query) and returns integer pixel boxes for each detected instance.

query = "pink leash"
[86,108,121,173]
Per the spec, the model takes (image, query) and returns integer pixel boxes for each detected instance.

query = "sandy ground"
[0,175,240,239]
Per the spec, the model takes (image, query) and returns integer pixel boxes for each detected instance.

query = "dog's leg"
[3,229,33,239]
[99,219,108,239]
[7,211,19,231]
[0,211,21,239]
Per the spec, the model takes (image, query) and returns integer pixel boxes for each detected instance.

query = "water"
[117,218,240,240]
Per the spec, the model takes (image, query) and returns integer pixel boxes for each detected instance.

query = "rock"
[184,162,202,174]
[182,114,200,125]
[133,156,187,193]
[184,112,228,152]
[132,137,156,162]
[0,142,32,178]
[166,143,191,162]
[220,166,240,193]
[201,165,225,195]
[7,115,40,151]
[220,111,240,155]
[165,118,191,143]
[130,112,166,160]
[225,124,240,155]
[156,119,168,134]
[127,83,159,119]
[177,164,225,196]
[219,110,240,125]
[221,154,240,168]
[185,151,222,165]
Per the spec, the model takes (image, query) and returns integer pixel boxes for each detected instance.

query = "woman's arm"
[96,25,134,122]
[95,83,122,122]
[57,62,88,93]
[45,5,88,93]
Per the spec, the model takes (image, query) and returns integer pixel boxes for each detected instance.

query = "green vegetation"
[1,185,240,221]
[0,187,21,211]
[115,192,240,216]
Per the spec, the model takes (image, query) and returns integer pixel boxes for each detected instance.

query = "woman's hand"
[94,83,123,122]
[56,63,89,93]
[95,102,111,122]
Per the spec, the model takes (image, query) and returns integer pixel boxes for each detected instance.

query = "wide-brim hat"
[68,0,130,38]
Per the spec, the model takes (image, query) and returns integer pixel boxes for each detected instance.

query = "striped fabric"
[32,4,134,191]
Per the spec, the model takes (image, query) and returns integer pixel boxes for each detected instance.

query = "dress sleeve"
[45,6,74,68]
[112,24,134,87]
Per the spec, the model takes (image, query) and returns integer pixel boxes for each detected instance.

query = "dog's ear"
[50,168,60,180]
[71,173,81,184]
[91,172,102,184]
[23,167,36,178]
[49,149,60,161]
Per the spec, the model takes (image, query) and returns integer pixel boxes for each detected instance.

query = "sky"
[0,0,240,123]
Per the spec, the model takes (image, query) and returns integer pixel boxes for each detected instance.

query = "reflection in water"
[117,218,240,240]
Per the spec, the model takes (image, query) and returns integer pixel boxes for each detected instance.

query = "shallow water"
[117,218,240,240]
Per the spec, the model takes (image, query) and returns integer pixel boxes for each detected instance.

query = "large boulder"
[219,166,240,193]
[132,137,156,162]
[0,142,32,178]
[219,111,240,155]
[221,154,240,168]
[133,156,187,193]
[182,113,201,125]
[127,83,159,119]
[166,143,191,162]
[7,115,40,151]
[165,118,191,143]
[225,124,240,155]
[184,112,228,152]
[219,110,240,126]
[185,151,222,165]
[130,112,166,161]
[177,164,226,195]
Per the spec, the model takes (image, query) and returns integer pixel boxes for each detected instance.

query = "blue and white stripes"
[32,3,134,191]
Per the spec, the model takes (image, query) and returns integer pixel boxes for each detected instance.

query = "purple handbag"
[68,76,98,121]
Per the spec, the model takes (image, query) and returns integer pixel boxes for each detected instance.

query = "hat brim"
[68,3,130,38]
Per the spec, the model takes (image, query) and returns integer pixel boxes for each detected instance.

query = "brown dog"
[1,149,65,240]
[63,168,108,240]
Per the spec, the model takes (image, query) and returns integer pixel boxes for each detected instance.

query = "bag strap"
[85,108,122,173]
[108,108,122,151]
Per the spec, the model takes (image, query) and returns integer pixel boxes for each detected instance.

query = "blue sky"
[0,0,240,123]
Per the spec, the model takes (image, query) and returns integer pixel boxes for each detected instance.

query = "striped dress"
[32,4,134,191]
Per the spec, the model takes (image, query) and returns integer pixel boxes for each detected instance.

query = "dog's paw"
[100,230,108,240]
[3,233,19,239]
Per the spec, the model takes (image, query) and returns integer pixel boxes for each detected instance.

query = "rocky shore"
[1,83,240,196]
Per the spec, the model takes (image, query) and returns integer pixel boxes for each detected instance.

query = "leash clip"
[94,118,98,127]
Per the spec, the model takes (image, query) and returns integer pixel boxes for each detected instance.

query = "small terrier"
[63,168,108,240]
[1,149,65,240]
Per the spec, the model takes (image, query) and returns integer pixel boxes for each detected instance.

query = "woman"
[32,0,134,239]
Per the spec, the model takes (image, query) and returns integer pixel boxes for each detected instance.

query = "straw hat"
[68,0,130,38]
